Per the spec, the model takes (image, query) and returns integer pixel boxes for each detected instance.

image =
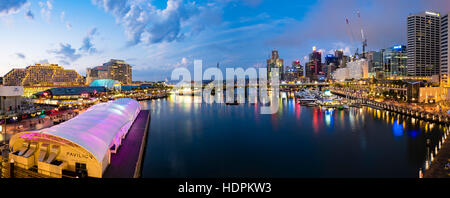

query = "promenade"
[103,110,151,178]
[424,137,450,178]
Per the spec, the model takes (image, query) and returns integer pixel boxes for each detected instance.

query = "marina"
[142,94,448,178]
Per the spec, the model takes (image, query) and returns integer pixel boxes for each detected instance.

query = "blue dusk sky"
[0,0,449,81]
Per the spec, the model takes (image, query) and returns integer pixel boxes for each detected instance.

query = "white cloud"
[92,0,224,46]
[79,27,98,54]
[66,22,72,30]
[0,0,28,16]
[39,0,53,23]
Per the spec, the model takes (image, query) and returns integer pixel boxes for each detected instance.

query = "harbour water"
[140,94,448,178]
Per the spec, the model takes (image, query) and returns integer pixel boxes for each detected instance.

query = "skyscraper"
[441,13,449,87]
[305,46,323,80]
[267,49,284,81]
[383,45,408,77]
[366,51,384,77]
[407,11,441,77]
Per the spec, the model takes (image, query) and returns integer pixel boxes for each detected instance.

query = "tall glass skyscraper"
[383,45,408,77]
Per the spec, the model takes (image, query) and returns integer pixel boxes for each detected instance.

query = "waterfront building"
[419,86,450,103]
[0,86,24,113]
[305,47,323,80]
[441,13,449,87]
[3,63,85,87]
[87,59,132,85]
[284,61,304,82]
[383,45,408,77]
[32,86,108,106]
[407,11,441,77]
[89,79,121,90]
[332,59,369,81]
[366,51,384,77]
[8,98,141,178]
[267,49,284,81]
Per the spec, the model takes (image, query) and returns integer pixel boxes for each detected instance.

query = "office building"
[366,51,384,77]
[441,13,449,87]
[267,50,284,81]
[383,45,408,77]
[407,11,441,77]
[284,60,304,82]
[305,47,323,80]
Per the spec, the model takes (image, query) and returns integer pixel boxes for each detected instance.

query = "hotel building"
[407,11,441,77]
[86,59,132,85]
[3,63,85,87]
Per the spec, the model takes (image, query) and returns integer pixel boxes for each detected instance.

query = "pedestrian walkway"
[103,110,150,178]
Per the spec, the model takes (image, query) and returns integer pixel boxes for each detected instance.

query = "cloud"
[92,0,224,46]
[49,43,81,62]
[25,9,34,20]
[60,11,65,21]
[241,0,263,7]
[16,53,26,59]
[66,22,72,30]
[39,0,53,23]
[79,27,98,54]
[0,0,28,16]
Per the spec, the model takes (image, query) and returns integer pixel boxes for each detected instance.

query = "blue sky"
[0,0,449,81]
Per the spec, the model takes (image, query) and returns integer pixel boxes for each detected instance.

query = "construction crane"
[356,11,368,59]
[345,17,358,58]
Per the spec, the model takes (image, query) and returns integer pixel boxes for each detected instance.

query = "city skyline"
[0,0,449,81]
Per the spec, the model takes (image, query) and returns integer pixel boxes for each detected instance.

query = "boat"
[306,102,317,107]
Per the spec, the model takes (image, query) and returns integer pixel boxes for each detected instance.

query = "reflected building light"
[392,121,404,137]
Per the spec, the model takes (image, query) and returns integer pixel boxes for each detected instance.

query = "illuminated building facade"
[267,49,284,81]
[332,59,369,81]
[3,63,85,87]
[383,45,408,77]
[86,59,132,85]
[441,13,449,87]
[305,47,323,80]
[366,51,384,77]
[284,60,304,82]
[407,11,441,77]
[8,98,141,178]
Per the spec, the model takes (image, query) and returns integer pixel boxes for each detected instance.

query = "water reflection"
[143,94,448,178]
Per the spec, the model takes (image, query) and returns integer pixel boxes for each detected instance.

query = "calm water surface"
[140,94,447,178]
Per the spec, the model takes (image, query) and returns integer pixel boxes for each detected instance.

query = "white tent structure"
[9,98,141,178]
